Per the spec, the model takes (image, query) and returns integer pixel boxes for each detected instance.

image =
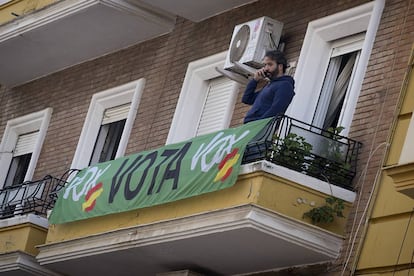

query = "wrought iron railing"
[0,169,79,219]
[242,115,362,190]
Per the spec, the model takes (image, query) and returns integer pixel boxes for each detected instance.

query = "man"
[242,50,295,124]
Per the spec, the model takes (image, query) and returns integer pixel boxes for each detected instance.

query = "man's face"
[263,56,278,77]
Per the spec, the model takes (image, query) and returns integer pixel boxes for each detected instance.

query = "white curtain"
[312,57,342,128]
[323,53,357,129]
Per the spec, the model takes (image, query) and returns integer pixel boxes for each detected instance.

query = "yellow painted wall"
[256,173,351,234]
[357,213,414,269]
[0,0,56,25]
[0,223,47,255]
[357,269,414,276]
[46,171,351,243]
[370,175,414,218]
[355,47,414,274]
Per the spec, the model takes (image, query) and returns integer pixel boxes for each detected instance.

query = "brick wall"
[332,0,414,274]
[338,0,414,275]
[1,0,413,274]
[0,0,369,178]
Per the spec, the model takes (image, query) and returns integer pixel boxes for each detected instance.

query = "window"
[89,104,129,165]
[71,79,145,170]
[167,52,238,144]
[4,131,38,187]
[0,108,52,189]
[399,80,414,164]
[289,0,384,136]
[90,121,126,165]
[196,77,237,136]
[312,35,363,130]
[399,111,414,164]
[5,153,32,187]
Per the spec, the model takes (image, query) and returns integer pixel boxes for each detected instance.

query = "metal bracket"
[215,67,249,85]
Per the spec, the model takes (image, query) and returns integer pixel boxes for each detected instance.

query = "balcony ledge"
[0,215,53,275]
[0,214,49,258]
[0,0,176,87]
[240,160,356,203]
[37,205,342,276]
[0,251,60,276]
[0,213,48,228]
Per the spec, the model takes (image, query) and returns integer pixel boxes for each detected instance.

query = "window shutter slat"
[14,131,38,156]
[102,103,130,125]
[331,34,364,57]
[196,77,235,136]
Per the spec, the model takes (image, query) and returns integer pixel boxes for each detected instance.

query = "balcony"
[0,174,67,218]
[32,116,360,276]
[0,171,76,275]
[0,0,257,87]
[243,115,362,191]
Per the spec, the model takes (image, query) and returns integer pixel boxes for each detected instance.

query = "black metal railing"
[242,115,362,190]
[0,169,80,219]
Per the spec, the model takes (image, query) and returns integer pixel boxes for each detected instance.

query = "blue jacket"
[242,75,295,123]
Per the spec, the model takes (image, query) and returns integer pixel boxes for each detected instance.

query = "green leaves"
[303,196,345,225]
[272,133,313,172]
[270,125,354,188]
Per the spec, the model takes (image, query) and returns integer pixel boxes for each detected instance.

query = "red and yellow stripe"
[214,148,240,182]
[82,182,104,212]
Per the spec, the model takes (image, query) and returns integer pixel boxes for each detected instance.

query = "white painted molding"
[0,0,176,43]
[240,160,356,203]
[0,0,12,5]
[0,213,49,228]
[70,78,145,170]
[0,108,52,189]
[37,205,342,265]
[288,0,384,136]
[166,51,239,144]
[247,208,342,257]
[0,251,62,276]
[116,79,145,157]
[400,108,414,164]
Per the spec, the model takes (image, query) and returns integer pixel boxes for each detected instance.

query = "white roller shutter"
[196,77,235,136]
[14,131,38,156]
[331,33,365,57]
[102,103,130,125]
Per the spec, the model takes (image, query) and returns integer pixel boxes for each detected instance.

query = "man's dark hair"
[265,50,288,73]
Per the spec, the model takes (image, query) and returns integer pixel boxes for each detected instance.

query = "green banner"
[49,118,271,224]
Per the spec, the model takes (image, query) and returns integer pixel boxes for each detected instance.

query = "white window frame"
[400,111,414,164]
[312,36,363,129]
[166,51,239,144]
[288,0,384,136]
[70,79,145,170]
[0,0,13,6]
[0,108,53,189]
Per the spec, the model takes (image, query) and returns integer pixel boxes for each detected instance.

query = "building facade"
[354,46,414,276]
[0,0,413,275]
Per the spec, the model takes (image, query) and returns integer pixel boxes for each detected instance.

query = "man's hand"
[253,68,270,81]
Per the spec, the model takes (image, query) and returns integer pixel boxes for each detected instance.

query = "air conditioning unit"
[224,16,283,74]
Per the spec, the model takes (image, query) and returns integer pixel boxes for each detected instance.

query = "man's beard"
[265,70,277,80]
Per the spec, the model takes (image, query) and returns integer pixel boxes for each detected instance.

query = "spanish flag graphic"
[82,182,104,212]
[214,148,240,182]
